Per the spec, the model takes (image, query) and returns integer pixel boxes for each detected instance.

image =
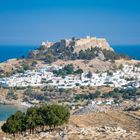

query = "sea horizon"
[0,45,140,62]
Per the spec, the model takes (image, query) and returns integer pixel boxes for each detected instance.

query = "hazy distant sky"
[0,0,140,45]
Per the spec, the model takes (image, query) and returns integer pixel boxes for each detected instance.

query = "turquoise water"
[0,104,26,121]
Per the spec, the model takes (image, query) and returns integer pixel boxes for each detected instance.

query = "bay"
[0,104,26,121]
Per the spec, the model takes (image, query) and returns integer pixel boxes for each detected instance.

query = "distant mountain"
[29,36,129,63]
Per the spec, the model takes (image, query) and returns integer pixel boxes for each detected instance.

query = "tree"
[74,69,83,74]
[64,64,74,74]
[2,115,17,136]
[118,64,123,70]
[31,61,37,67]
[89,91,101,99]
[25,86,33,97]
[45,53,57,63]
[14,111,26,134]
[45,105,70,129]
[53,64,75,76]
[1,123,9,134]
[87,71,92,79]
[25,107,39,134]
[1,111,26,136]
[6,90,18,100]
[2,105,70,136]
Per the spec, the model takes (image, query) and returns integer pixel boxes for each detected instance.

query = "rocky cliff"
[72,36,113,52]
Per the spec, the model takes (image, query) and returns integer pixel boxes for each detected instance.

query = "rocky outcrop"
[73,104,112,115]
[57,36,114,53]
[29,36,114,59]
[74,36,114,52]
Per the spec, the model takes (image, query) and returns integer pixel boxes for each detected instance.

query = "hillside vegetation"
[2,105,70,136]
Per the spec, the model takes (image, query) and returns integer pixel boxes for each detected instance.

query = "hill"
[29,36,129,63]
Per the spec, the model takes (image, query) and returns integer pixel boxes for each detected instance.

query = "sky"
[0,0,140,45]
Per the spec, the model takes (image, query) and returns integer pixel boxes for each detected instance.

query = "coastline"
[0,100,28,121]
[0,102,30,111]
[0,96,32,109]
[0,100,27,109]
[0,101,30,132]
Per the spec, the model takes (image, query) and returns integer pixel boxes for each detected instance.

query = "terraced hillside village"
[0,36,140,140]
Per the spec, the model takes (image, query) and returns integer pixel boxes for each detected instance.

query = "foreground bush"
[1,104,70,136]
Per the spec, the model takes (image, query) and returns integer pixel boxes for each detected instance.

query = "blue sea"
[113,45,140,60]
[0,45,38,62]
[0,45,140,62]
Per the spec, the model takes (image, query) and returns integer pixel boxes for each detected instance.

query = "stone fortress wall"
[60,36,114,52]
[42,36,114,52]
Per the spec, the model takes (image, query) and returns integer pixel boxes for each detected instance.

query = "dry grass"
[130,111,140,117]
[53,59,113,72]
[115,59,140,65]
[70,110,140,132]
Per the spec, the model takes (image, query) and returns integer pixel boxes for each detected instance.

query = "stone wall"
[74,37,114,52]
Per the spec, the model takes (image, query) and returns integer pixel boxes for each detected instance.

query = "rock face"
[74,36,114,52]
[73,104,111,115]
[55,36,114,53]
